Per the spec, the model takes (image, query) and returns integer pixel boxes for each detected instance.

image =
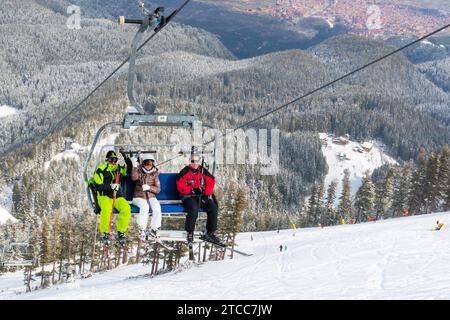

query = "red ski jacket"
[176,165,215,197]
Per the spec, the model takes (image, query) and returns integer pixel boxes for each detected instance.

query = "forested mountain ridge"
[0,0,449,229]
[0,0,234,155]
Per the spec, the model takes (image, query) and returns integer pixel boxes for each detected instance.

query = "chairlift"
[0,241,36,268]
[83,1,218,243]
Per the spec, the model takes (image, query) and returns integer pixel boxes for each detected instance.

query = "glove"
[142,184,151,192]
[111,183,120,191]
[192,187,203,196]
[117,159,125,167]
[131,157,139,168]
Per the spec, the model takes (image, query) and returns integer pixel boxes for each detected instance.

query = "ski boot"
[100,233,111,257]
[186,232,194,244]
[200,232,226,247]
[138,228,147,242]
[116,232,128,250]
[147,228,159,241]
[187,232,194,261]
[100,232,111,245]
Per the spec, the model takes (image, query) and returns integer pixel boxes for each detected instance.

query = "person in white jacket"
[131,154,162,240]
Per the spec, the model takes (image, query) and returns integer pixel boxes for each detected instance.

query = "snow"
[1,212,450,299]
[0,105,19,118]
[320,134,397,203]
[44,150,80,170]
[0,207,16,224]
[0,185,16,225]
[421,40,434,46]
[43,135,108,171]
[93,133,119,156]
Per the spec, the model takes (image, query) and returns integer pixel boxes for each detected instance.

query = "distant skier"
[93,151,131,247]
[131,154,162,241]
[176,153,223,246]
[279,245,283,252]
[403,208,410,217]
[432,220,445,231]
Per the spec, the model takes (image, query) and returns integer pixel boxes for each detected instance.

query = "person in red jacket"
[176,153,223,246]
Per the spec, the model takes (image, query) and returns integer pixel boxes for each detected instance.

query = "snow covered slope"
[0,185,16,225]
[320,134,397,202]
[2,212,450,299]
[0,207,16,225]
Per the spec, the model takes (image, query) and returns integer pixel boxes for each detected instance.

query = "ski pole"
[108,170,121,233]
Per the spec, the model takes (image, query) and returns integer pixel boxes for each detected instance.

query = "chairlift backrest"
[157,173,179,200]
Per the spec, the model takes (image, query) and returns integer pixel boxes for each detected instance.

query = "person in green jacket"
[94,150,131,247]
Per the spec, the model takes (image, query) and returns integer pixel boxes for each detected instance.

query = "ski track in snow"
[2,212,450,299]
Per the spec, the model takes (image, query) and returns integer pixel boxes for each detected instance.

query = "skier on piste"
[432,220,445,231]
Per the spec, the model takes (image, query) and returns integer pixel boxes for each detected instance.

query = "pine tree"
[229,185,248,258]
[354,171,375,222]
[306,184,318,227]
[338,169,353,222]
[316,181,325,227]
[424,152,440,213]
[325,180,338,225]
[373,168,394,220]
[408,148,427,215]
[444,176,450,212]
[11,182,25,222]
[437,145,450,210]
[50,211,63,285]
[392,162,413,217]
[38,218,51,288]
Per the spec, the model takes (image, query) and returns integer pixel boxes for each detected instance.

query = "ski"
[201,240,253,257]
[102,244,110,258]
[227,247,253,257]
[188,242,194,261]
[119,243,129,265]
[147,238,174,251]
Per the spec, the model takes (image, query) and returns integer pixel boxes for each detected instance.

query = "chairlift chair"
[83,2,218,242]
[0,241,36,268]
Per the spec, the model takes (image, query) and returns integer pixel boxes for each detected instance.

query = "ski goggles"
[142,159,154,166]
[107,157,118,164]
[191,159,200,163]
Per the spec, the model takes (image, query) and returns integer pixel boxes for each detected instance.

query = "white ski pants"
[132,197,162,231]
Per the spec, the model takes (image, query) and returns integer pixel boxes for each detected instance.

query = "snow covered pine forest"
[0,0,450,301]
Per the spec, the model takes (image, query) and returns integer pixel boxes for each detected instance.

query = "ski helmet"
[141,154,155,162]
[141,154,155,169]
[106,150,118,163]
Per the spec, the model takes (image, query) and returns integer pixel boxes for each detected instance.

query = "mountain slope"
[0,0,234,154]
[2,212,450,299]
[320,135,397,202]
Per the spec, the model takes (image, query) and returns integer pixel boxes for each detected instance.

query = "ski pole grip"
[118,16,145,25]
